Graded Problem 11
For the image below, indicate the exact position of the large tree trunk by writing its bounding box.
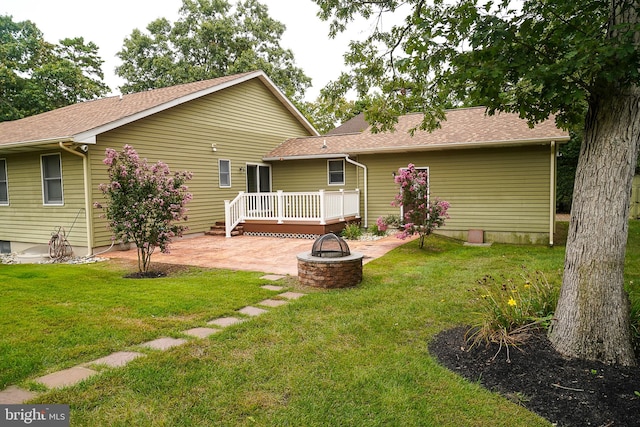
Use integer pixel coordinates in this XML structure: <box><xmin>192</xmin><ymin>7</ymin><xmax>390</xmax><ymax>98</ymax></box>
<box><xmin>549</xmin><ymin>88</ymin><xmax>640</xmax><ymax>366</ymax></box>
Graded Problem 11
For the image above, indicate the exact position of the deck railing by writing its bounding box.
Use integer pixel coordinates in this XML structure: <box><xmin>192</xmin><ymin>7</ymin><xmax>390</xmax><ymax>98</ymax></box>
<box><xmin>224</xmin><ymin>189</ymin><xmax>360</xmax><ymax>237</ymax></box>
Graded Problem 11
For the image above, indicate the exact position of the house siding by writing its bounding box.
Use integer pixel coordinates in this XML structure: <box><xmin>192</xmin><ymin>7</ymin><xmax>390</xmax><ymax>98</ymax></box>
<box><xmin>360</xmin><ymin>145</ymin><xmax>552</xmax><ymax>243</ymax></box>
<box><xmin>0</xmin><ymin>150</ymin><xmax>87</xmax><ymax>250</ymax></box>
<box><xmin>90</xmin><ymin>79</ymin><xmax>312</xmax><ymax>247</ymax></box>
<box><xmin>270</xmin><ymin>144</ymin><xmax>553</xmax><ymax>244</ymax></box>
<box><xmin>271</xmin><ymin>159</ymin><xmax>361</xmax><ymax>192</ymax></box>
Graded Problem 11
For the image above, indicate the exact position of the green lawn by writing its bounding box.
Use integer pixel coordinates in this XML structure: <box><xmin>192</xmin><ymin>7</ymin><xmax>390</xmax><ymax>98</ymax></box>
<box><xmin>2</xmin><ymin>222</ymin><xmax>639</xmax><ymax>426</ymax></box>
<box><xmin>0</xmin><ymin>262</ymin><xmax>278</xmax><ymax>389</ymax></box>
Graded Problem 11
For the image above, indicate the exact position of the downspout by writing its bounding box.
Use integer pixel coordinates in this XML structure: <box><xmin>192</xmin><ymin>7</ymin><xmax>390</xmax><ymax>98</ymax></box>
<box><xmin>345</xmin><ymin>155</ymin><xmax>368</xmax><ymax>228</ymax></box>
<box><xmin>59</xmin><ymin>142</ymin><xmax>93</xmax><ymax>256</ymax></box>
<box><xmin>549</xmin><ymin>141</ymin><xmax>556</xmax><ymax>246</ymax></box>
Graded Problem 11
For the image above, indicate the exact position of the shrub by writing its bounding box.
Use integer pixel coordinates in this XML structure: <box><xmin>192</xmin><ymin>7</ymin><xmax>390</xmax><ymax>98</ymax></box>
<box><xmin>369</xmin><ymin>222</ymin><xmax>387</xmax><ymax>236</ymax></box>
<box><xmin>95</xmin><ymin>145</ymin><xmax>192</xmax><ymax>273</ymax></box>
<box><xmin>381</xmin><ymin>214</ymin><xmax>401</xmax><ymax>229</ymax></box>
<box><xmin>392</xmin><ymin>164</ymin><xmax>450</xmax><ymax>248</ymax></box>
<box><xmin>468</xmin><ymin>267</ymin><xmax>560</xmax><ymax>360</ymax></box>
<box><xmin>341</xmin><ymin>223</ymin><xmax>363</xmax><ymax>240</ymax></box>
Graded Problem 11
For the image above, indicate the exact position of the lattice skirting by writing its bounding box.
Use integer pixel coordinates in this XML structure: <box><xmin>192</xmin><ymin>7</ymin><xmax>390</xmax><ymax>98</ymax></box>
<box><xmin>244</xmin><ymin>231</ymin><xmax>320</xmax><ymax>240</ymax></box>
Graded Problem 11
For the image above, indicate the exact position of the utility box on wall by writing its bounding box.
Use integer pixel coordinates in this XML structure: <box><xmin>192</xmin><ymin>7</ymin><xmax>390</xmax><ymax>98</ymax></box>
<box><xmin>468</xmin><ymin>229</ymin><xmax>484</xmax><ymax>244</ymax></box>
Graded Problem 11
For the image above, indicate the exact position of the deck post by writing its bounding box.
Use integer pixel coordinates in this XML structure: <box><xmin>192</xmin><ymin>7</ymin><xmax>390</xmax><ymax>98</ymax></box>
<box><xmin>319</xmin><ymin>189</ymin><xmax>326</xmax><ymax>225</ymax></box>
<box><xmin>238</xmin><ymin>192</ymin><xmax>246</xmax><ymax>223</ymax></box>
<box><xmin>277</xmin><ymin>190</ymin><xmax>284</xmax><ymax>224</ymax></box>
<box><xmin>339</xmin><ymin>189</ymin><xmax>345</xmax><ymax>221</ymax></box>
<box><xmin>224</xmin><ymin>199</ymin><xmax>231</xmax><ymax>238</ymax></box>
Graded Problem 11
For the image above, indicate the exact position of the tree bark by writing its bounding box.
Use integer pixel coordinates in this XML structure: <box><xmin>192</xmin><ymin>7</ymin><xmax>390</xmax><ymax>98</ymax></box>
<box><xmin>549</xmin><ymin>87</ymin><xmax>640</xmax><ymax>366</ymax></box>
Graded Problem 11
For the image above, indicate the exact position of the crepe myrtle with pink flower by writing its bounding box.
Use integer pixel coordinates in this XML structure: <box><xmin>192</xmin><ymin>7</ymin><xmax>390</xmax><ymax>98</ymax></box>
<box><xmin>391</xmin><ymin>163</ymin><xmax>450</xmax><ymax>249</ymax></box>
<box><xmin>94</xmin><ymin>145</ymin><xmax>193</xmax><ymax>273</ymax></box>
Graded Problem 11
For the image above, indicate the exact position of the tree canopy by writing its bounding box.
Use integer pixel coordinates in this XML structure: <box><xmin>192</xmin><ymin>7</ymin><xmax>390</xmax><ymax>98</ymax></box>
<box><xmin>115</xmin><ymin>0</ymin><xmax>311</xmax><ymax>102</ymax></box>
<box><xmin>314</xmin><ymin>0</ymin><xmax>640</xmax><ymax>365</ymax></box>
<box><xmin>0</xmin><ymin>15</ymin><xmax>109</xmax><ymax>122</ymax></box>
<box><xmin>314</xmin><ymin>0</ymin><xmax>639</xmax><ymax>132</ymax></box>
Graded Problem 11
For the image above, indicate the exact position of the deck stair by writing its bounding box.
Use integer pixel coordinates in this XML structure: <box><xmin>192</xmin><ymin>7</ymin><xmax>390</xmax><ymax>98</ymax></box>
<box><xmin>206</xmin><ymin>221</ymin><xmax>244</xmax><ymax>237</ymax></box>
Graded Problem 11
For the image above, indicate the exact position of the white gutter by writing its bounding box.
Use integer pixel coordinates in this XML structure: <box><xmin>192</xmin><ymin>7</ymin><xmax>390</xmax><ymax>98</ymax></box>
<box><xmin>263</xmin><ymin>137</ymin><xmax>571</xmax><ymax>163</ymax></box>
<box><xmin>344</xmin><ymin>137</ymin><xmax>571</xmax><ymax>155</ymax></box>
<box><xmin>263</xmin><ymin>153</ymin><xmax>348</xmax><ymax>162</ymax></box>
<box><xmin>58</xmin><ymin>142</ymin><xmax>93</xmax><ymax>256</ymax></box>
<box><xmin>344</xmin><ymin>156</ymin><xmax>368</xmax><ymax>228</ymax></box>
<box><xmin>549</xmin><ymin>141</ymin><xmax>557</xmax><ymax>246</ymax></box>
<box><xmin>0</xmin><ymin>137</ymin><xmax>74</xmax><ymax>150</ymax></box>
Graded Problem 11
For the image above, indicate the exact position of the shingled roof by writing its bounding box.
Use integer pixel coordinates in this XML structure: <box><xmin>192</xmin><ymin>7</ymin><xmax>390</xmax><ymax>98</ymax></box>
<box><xmin>264</xmin><ymin>107</ymin><xmax>569</xmax><ymax>160</ymax></box>
<box><xmin>0</xmin><ymin>70</ymin><xmax>317</xmax><ymax>148</ymax></box>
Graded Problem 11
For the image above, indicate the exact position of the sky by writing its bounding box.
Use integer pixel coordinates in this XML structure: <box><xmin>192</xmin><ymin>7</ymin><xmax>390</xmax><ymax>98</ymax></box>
<box><xmin>2</xmin><ymin>0</ymin><xmax>380</xmax><ymax>101</ymax></box>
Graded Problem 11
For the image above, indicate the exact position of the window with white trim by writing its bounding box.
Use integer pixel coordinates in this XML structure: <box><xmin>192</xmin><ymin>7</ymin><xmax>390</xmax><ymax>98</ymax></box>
<box><xmin>328</xmin><ymin>159</ymin><xmax>345</xmax><ymax>185</ymax></box>
<box><xmin>219</xmin><ymin>159</ymin><xmax>231</xmax><ymax>188</ymax></box>
<box><xmin>0</xmin><ymin>159</ymin><xmax>7</xmax><ymax>205</ymax></box>
<box><xmin>42</xmin><ymin>154</ymin><xmax>63</xmax><ymax>205</ymax></box>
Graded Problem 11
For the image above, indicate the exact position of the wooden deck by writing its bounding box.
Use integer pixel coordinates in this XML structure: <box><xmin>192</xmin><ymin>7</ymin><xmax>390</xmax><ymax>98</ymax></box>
<box><xmin>224</xmin><ymin>190</ymin><xmax>361</xmax><ymax>237</ymax></box>
<box><xmin>242</xmin><ymin>216</ymin><xmax>360</xmax><ymax>237</ymax></box>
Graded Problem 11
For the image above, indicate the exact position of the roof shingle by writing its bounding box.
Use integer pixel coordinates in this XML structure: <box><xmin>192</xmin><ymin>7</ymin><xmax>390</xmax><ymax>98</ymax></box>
<box><xmin>0</xmin><ymin>71</ymin><xmax>261</xmax><ymax>146</ymax></box>
<box><xmin>265</xmin><ymin>107</ymin><xmax>569</xmax><ymax>159</ymax></box>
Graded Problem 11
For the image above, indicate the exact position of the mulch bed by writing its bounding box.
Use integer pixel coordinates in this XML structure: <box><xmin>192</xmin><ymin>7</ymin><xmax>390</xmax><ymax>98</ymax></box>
<box><xmin>429</xmin><ymin>326</ymin><xmax>640</xmax><ymax>427</ymax></box>
<box><xmin>117</xmin><ymin>260</ymin><xmax>193</xmax><ymax>278</ymax></box>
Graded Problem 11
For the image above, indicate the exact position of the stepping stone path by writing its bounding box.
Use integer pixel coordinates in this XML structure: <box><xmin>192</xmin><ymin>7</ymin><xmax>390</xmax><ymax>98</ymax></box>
<box><xmin>183</xmin><ymin>327</ymin><xmax>220</xmax><ymax>338</ymax></box>
<box><xmin>207</xmin><ymin>316</ymin><xmax>244</xmax><ymax>327</ymax></box>
<box><xmin>0</xmin><ymin>386</ymin><xmax>38</xmax><ymax>404</ymax></box>
<box><xmin>140</xmin><ymin>337</ymin><xmax>187</xmax><ymax>351</ymax></box>
<box><xmin>258</xmin><ymin>299</ymin><xmax>289</xmax><ymax>308</ymax></box>
<box><xmin>238</xmin><ymin>306</ymin><xmax>268</xmax><ymax>316</ymax></box>
<box><xmin>279</xmin><ymin>292</ymin><xmax>306</xmax><ymax>300</ymax></box>
<box><xmin>0</xmin><ymin>275</ymin><xmax>306</xmax><ymax>404</ymax></box>
<box><xmin>86</xmin><ymin>351</ymin><xmax>144</xmax><ymax>368</ymax></box>
<box><xmin>261</xmin><ymin>275</ymin><xmax>286</xmax><ymax>281</ymax></box>
<box><xmin>35</xmin><ymin>367</ymin><xmax>98</xmax><ymax>390</ymax></box>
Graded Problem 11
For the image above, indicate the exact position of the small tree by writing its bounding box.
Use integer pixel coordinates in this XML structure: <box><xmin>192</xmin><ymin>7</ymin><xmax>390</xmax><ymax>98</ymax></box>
<box><xmin>392</xmin><ymin>164</ymin><xmax>450</xmax><ymax>248</ymax></box>
<box><xmin>95</xmin><ymin>145</ymin><xmax>193</xmax><ymax>274</ymax></box>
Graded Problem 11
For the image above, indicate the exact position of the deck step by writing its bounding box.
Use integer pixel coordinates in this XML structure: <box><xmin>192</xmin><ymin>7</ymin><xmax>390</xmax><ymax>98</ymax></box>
<box><xmin>205</xmin><ymin>222</ymin><xmax>244</xmax><ymax>237</ymax></box>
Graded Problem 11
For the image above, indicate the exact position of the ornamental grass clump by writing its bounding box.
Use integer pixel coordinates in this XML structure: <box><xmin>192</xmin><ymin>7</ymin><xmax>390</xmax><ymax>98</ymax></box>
<box><xmin>94</xmin><ymin>145</ymin><xmax>192</xmax><ymax>274</ymax></box>
<box><xmin>468</xmin><ymin>267</ymin><xmax>560</xmax><ymax>360</ymax></box>
<box><xmin>341</xmin><ymin>222</ymin><xmax>363</xmax><ymax>240</ymax></box>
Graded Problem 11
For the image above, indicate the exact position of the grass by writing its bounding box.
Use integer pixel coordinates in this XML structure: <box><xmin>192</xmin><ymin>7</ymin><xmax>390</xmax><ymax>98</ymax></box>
<box><xmin>1</xmin><ymin>222</ymin><xmax>639</xmax><ymax>426</ymax></box>
<box><xmin>0</xmin><ymin>261</ymin><xmax>277</xmax><ymax>389</ymax></box>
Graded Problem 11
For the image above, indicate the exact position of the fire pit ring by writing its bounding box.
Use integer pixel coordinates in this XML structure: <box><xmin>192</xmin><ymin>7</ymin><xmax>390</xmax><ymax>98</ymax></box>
<box><xmin>297</xmin><ymin>233</ymin><xmax>363</xmax><ymax>288</ymax></box>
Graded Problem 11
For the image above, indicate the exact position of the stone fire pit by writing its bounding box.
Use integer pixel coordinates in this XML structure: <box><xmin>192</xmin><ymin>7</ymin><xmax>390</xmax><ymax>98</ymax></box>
<box><xmin>297</xmin><ymin>233</ymin><xmax>364</xmax><ymax>288</ymax></box>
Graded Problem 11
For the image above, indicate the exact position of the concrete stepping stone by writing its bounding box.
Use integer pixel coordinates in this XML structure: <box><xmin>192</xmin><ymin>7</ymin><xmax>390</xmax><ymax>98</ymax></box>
<box><xmin>278</xmin><ymin>291</ymin><xmax>305</xmax><ymax>300</ymax></box>
<box><xmin>207</xmin><ymin>316</ymin><xmax>245</xmax><ymax>328</ymax></box>
<box><xmin>139</xmin><ymin>337</ymin><xmax>187</xmax><ymax>351</ymax></box>
<box><xmin>0</xmin><ymin>386</ymin><xmax>38</xmax><ymax>404</ymax></box>
<box><xmin>238</xmin><ymin>306</ymin><xmax>268</xmax><ymax>316</ymax></box>
<box><xmin>258</xmin><ymin>299</ymin><xmax>288</xmax><ymax>308</ymax></box>
<box><xmin>183</xmin><ymin>327</ymin><xmax>220</xmax><ymax>338</ymax></box>
<box><xmin>35</xmin><ymin>366</ymin><xmax>97</xmax><ymax>389</ymax></box>
<box><xmin>86</xmin><ymin>351</ymin><xmax>144</xmax><ymax>368</ymax></box>
<box><xmin>261</xmin><ymin>284</ymin><xmax>284</xmax><ymax>291</ymax></box>
<box><xmin>261</xmin><ymin>274</ymin><xmax>286</xmax><ymax>281</ymax></box>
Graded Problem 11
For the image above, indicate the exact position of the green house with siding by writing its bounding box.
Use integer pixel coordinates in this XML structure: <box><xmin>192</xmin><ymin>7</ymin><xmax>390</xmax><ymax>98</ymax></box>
<box><xmin>0</xmin><ymin>71</ymin><xmax>317</xmax><ymax>255</ymax></box>
<box><xmin>0</xmin><ymin>70</ymin><xmax>570</xmax><ymax>256</ymax></box>
<box><xmin>263</xmin><ymin>108</ymin><xmax>570</xmax><ymax>245</ymax></box>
